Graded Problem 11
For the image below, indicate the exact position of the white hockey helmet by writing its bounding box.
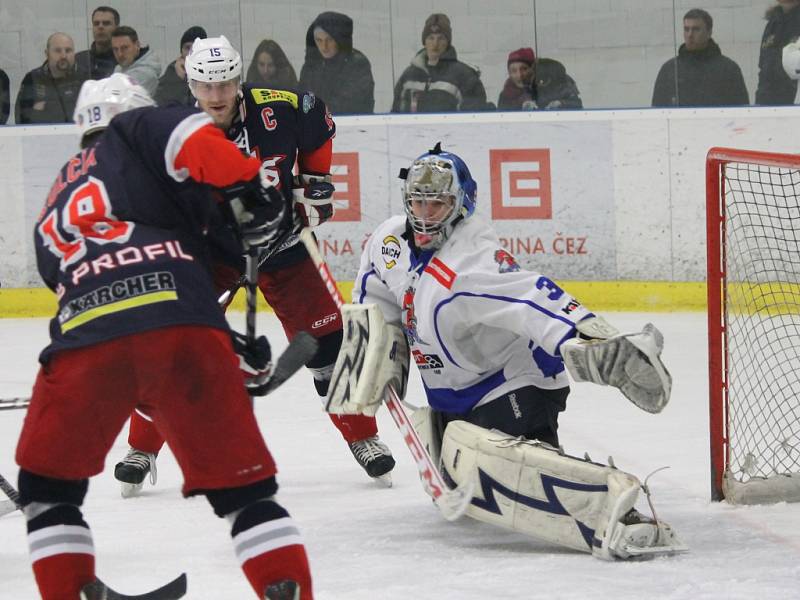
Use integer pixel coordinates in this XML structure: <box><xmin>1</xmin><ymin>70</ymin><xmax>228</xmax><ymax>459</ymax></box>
<box><xmin>73</xmin><ymin>73</ymin><xmax>155</xmax><ymax>141</ymax></box>
<box><xmin>185</xmin><ymin>35</ymin><xmax>242</xmax><ymax>83</ymax></box>
<box><xmin>782</xmin><ymin>40</ymin><xmax>800</xmax><ymax>81</ymax></box>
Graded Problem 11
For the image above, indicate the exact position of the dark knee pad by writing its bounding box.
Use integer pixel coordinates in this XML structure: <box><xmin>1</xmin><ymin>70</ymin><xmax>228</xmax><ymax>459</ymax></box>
<box><xmin>230</xmin><ymin>497</ymin><xmax>290</xmax><ymax>537</ymax></box>
<box><xmin>204</xmin><ymin>476</ymin><xmax>279</xmax><ymax>518</ymax></box>
<box><xmin>18</xmin><ymin>469</ymin><xmax>88</xmax><ymax>507</ymax></box>
<box><xmin>307</xmin><ymin>329</ymin><xmax>342</xmax><ymax>396</ymax></box>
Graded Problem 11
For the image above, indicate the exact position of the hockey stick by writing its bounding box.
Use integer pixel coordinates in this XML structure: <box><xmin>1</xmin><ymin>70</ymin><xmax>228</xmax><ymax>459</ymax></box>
<box><xmin>0</xmin><ymin>397</ymin><xmax>30</xmax><ymax>411</ymax></box>
<box><xmin>0</xmin><ymin>500</ymin><xmax>16</xmax><ymax>517</ymax></box>
<box><xmin>217</xmin><ymin>225</ymin><xmax>299</xmax><ymax>307</ymax></box>
<box><xmin>0</xmin><ymin>471</ymin><xmax>22</xmax><ymax>508</ymax></box>
<box><xmin>81</xmin><ymin>572</ymin><xmax>187</xmax><ymax>599</ymax></box>
<box><xmin>298</xmin><ymin>228</ymin><xmax>473</xmax><ymax>521</ymax></box>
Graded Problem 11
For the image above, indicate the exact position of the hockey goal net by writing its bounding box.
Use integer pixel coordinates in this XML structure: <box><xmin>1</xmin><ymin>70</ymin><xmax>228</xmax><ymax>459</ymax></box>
<box><xmin>707</xmin><ymin>147</ymin><xmax>800</xmax><ymax>504</ymax></box>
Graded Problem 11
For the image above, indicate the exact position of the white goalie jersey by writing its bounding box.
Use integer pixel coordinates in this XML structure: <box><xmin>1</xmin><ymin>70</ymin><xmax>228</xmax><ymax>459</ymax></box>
<box><xmin>353</xmin><ymin>215</ymin><xmax>593</xmax><ymax>415</ymax></box>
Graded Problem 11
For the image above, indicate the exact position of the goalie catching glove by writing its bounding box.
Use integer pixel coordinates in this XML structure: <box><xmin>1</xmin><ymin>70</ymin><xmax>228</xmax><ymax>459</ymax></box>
<box><xmin>231</xmin><ymin>331</ymin><xmax>273</xmax><ymax>396</ymax></box>
<box><xmin>325</xmin><ymin>303</ymin><xmax>410</xmax><ymax>416</ymax></box>
<box><xmin>561</xmin><ymin>317</ymin><xmax>672</xmax><ymax>413</ymax></box>
<box><xmin>293</xmin><ymin>173</ymin><xmax>336</xmax><ymax>228</ymax></box>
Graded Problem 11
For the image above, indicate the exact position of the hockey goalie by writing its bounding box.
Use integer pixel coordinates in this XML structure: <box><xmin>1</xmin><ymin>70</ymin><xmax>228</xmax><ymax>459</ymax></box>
<box><xmin>324</xmin><ymin>143</ymin><xmax>687</xmax><ymax>560</ymax></box>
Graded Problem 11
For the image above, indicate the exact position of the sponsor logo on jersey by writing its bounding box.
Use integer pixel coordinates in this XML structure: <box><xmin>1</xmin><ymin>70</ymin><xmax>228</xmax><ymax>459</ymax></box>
<box><xmin>402</xmin><ymin>286</ymin><xmax>426</xmax><ymax>344</ymax></box>
<box><xmin>302</xmin><ymin>93</ymin><xmax>316</xmax><ymax>113</ymax></box>
<box><xmin>311</xmin><ymin>312</ymin><xmax>338</xmax><ymax>329</ymax></box>
<box><xmin>562</xmin><ymin>299</ymin><xmax>581</xmax><ymax>314</ymax></box>
<box><xmin>381</xmin><ymin>235</ymin><xmax>401</xmax><ymax>269</ymax></box>
<box><xmin>58</xmin><ymin>271</ymin><xmax>177</xmax><ymax>333</ymax></box>
<box><xmin>423</xmin><ymin>257</ymin><xmax>456</xmax><ymax>289</ymax></box>
<box><xmin>494</xmin><ymin>249</ymin><xmax>520</xmax><ymax>273</ymax></box>
<box><xmin>250</xmin><ymin>88</ymin><xmax>299</xmax><ymax>109</ymax></box>
<box><xmin>412</xmin><ymin>349</ymin><xmax>443</xmax><ymax>370</ymax></box>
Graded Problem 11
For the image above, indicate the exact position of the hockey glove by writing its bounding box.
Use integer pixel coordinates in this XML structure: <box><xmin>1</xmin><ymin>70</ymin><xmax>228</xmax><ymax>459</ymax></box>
<box><xmin>223</xmin><ymin>174</ymin><xmax>286</xmax><ymax>252</ymax></box>
<box><xmin>293</xmin><ymin>173</ymin><xmax>336</xmax><ymax>228</ymax></box>
<box><xmin>561</xmin><ymin>319</ymin><xmax>672</xmax><ymax>414</ymax></box>
<box><xmin>231</xmin><ymin>331</ymin><xmax>274</xmax><ymax>396</ymax></box>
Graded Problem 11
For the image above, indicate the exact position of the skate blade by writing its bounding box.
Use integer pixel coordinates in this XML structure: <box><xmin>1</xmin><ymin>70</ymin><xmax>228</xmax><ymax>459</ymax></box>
<box><xmin>120</xmin><ymin>481</ymin><xmax>144</xmax><ymax>498</ymax></box>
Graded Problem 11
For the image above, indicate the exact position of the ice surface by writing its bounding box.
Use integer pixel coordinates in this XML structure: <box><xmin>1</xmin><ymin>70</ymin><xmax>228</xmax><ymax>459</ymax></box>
<box><xmin>1</xmin><ymin>312</ymin><xmax>799</xmax><ymax>599</ymax></box>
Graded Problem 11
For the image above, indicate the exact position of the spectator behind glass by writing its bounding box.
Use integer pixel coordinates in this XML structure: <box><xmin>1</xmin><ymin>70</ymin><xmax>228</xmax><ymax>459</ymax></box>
<box><xmin>757</xmin><ymin>0</ymin><xmax>800</xmax><ymax>104</ymax></box>
<box><xmin>298</xmin><ymin>11</ymin><xmax>374</xmax><ymax>114</ymax></box>
<box><xmin>246</xmin><ymin>39</ymin><xmax>298</xmax><ymax>89</ymax></box>
<box><xmin>15</xmin><ymin>33</ymin><xmax>87</xmax><ymax>124</ymax></box>
<box><xmin>154</xmin><ymin>25</ymin><xmax>206</xmax><ymax>106</ymax></box>
<box><xmin>652</xmin><ymin>9</ymin><xmax>749</xmax><ymax>107</ymax></box>
<box><xmin>392</xmin><ymin>13</ymin><xmax>489</xmax><ymax>113</ymax></box>
<box><xmin>498</xmin><ymin>48</ymin><xmax>535</xmax><ymax>109</ymax></box>
<box><xmin>75</xmin><ymin>6</ymin><xmax>120</xmax><ymax>79</ymax></box>
<box><xmin>0</xmin><ymin>68</ymin><xmax>9</xmax><ymax>124</ymax></box>
<box><xmin>112</xmin><ymin>25</ymin><xmax>162</xmax><ymax>96</ymax></box>
<box><xmin>497</xmin><ymin>48</ymin><xmax>582</xmax><ymax>111</ymax></box>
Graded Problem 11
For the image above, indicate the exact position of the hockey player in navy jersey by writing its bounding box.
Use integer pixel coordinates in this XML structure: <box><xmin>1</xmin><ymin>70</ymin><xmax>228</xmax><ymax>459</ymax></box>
<box><xmin>324</xmin><ymin>144</ymin><xmax>687</xmax><ymax>560</ymax></box>
<box><xmin>16</xmin><ymin>74</ymin><xmax>314</xmax><ymax>599</ymax></box>
<box><xmin>114</xmin><ymin>35</ymin><xmax>394</xmax><ymax>494</ymax></box>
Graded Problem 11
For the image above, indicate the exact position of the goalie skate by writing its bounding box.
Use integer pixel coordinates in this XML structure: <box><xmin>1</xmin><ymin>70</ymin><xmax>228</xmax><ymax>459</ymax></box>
<box><xmin>114</xmin><ymin>448</ymin><xmax>157</xmax><ymax>498</ymax></box>
<box><xmin>603</xmin><ymin>508</ymin><xmax>687</xmax><ymax>559</ymax></box>
<box><xmin>349</xmin><ymin>436</ymin><xmax>395</xmax><ymax>486</ymax></box>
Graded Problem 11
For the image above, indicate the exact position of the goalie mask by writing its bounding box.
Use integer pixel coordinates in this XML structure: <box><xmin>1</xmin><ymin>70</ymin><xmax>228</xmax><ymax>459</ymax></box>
<box><xmin>402</xmin><ymin>143</ymin><xmax>477</xmax><ymax>249</ymax></box>
<box><xmin>73</xmin><ymin>73</ymin><xmax>155</xmax><ymax>143</ymax></box>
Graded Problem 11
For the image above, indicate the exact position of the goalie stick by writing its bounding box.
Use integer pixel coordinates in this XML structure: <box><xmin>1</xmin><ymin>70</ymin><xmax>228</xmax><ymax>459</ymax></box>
<box><xmin>80</xmin><ymin>572</ymin><xmax>187</xmax><ymax>600</ymax></box>
<box><xmin>298</xmin><ymin>228</ymin><xmax>473</xmax><ymax>521</ymax></box>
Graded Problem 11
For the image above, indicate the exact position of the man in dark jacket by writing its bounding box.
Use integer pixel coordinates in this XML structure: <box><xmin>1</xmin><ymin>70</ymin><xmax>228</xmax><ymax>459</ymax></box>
<box><xmin>756</xmin><ymin>0</ymin><xmax>800</xmax><ymax>105</ymax></box>
<box><xmin>75</xmin><ymin>6</ymin><xmax>119</xmax><ymax>79</ymax></box>
<box><xmin>299</xmin><ymin>11</ymin><xmax>374</xmax><ymax>115</ymax></box>
<box><xmin>0</xmin><ymin>68</ymin><xmax>9</xmax><ymax>124</ymax></box>
<box><xmin>392</xmin><ymin>13</ymin><xmax>489</xmax><ymax>113</ymax></box>
<box><xmin>652</xmin><ymin>9</ymin><xmax>749</xmax><ymax>107</ymax></box>
<box><xmin>154</xmin><ymin>25</ymin><xmax>206</xmax><ymax>106</ymax></box>
<box><xmin>15</xmin><ymin>33</ymin><xmax>87</xmax><ymax>124</ymax></box>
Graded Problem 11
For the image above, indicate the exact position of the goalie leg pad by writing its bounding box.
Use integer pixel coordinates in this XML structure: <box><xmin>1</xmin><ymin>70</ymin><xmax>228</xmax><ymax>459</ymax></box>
<box><xmin>325</xmin><ymin>304</ymin><xmax>409</xmax><ymax>416</ymax></box>
<box><xmin>440</xmin><ymin>421</ymin><xmax>686</xmax><ymax>559</ymax></box>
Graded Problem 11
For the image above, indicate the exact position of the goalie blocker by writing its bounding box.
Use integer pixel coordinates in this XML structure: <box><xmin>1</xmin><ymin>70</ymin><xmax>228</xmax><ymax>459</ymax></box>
<box><xmin>325</xmin><ymin>303</ymin><xmax>409</xmax><ymax>416</ymax></box>
<box><xmin>440</xmin><ymin>420</ymin><xmax>687</xmax><ymax>559</ymax></box>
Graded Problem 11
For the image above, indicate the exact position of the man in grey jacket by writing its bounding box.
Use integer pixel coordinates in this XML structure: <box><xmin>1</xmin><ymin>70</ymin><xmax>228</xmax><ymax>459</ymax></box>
<box><xmin>112</xmin><ymin>25</ymin><xmax>161</xmax><ymax>96</ymax></box>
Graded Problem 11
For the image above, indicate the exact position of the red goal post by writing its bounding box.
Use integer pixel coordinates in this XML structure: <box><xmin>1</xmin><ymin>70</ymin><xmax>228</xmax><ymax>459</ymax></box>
<box><xmin>706</xmin><ymin>147</ymin><xmax>800</xmax><ymax>504</ymax></box>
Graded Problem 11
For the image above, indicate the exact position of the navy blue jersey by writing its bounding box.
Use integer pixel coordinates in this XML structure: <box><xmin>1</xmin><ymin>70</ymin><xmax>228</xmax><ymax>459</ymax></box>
<box><xmin>35</xmin><ymin>105</ymin><xmax>261</xmax><ymax>363</ymax></box>
<box><xmin>212</xmin><ymin>86</ymin><xmax>336</xmax><ymax>271</ymax></box>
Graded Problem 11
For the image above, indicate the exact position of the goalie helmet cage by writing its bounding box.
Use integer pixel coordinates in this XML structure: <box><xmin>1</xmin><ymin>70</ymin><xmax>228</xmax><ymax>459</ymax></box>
<box><xmin>706</xmin><ymin>147</ymin><xmax>800</xmax><ymax>504</ymax></box>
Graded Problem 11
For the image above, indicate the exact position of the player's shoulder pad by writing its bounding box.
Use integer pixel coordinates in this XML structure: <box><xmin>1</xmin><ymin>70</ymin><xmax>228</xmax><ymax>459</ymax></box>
<box><xmin>248</xmin><ymin>87</ymin><xmax>300</xmax><ymax>110</ymax></box>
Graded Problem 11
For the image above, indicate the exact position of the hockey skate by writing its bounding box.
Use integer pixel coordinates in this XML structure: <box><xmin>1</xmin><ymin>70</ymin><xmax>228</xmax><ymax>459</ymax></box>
<box><xmin>114</xmin><ymin>447</ymin><xmax>157</xmax><ymax>498</ymax></box>
<box><xmin>264</xmin><ymin>579</ymin><xmax>300</xmax><ymax>600</ymax></box>
<box><xmin>349</xmin><ymin>436</ymin><xmax>395</xmax><ymax>486</ymax></box>
<box><xmin>602</xmin><ymin>507</ymin><xmax>687</xmax><ymax>560</ymax></box>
